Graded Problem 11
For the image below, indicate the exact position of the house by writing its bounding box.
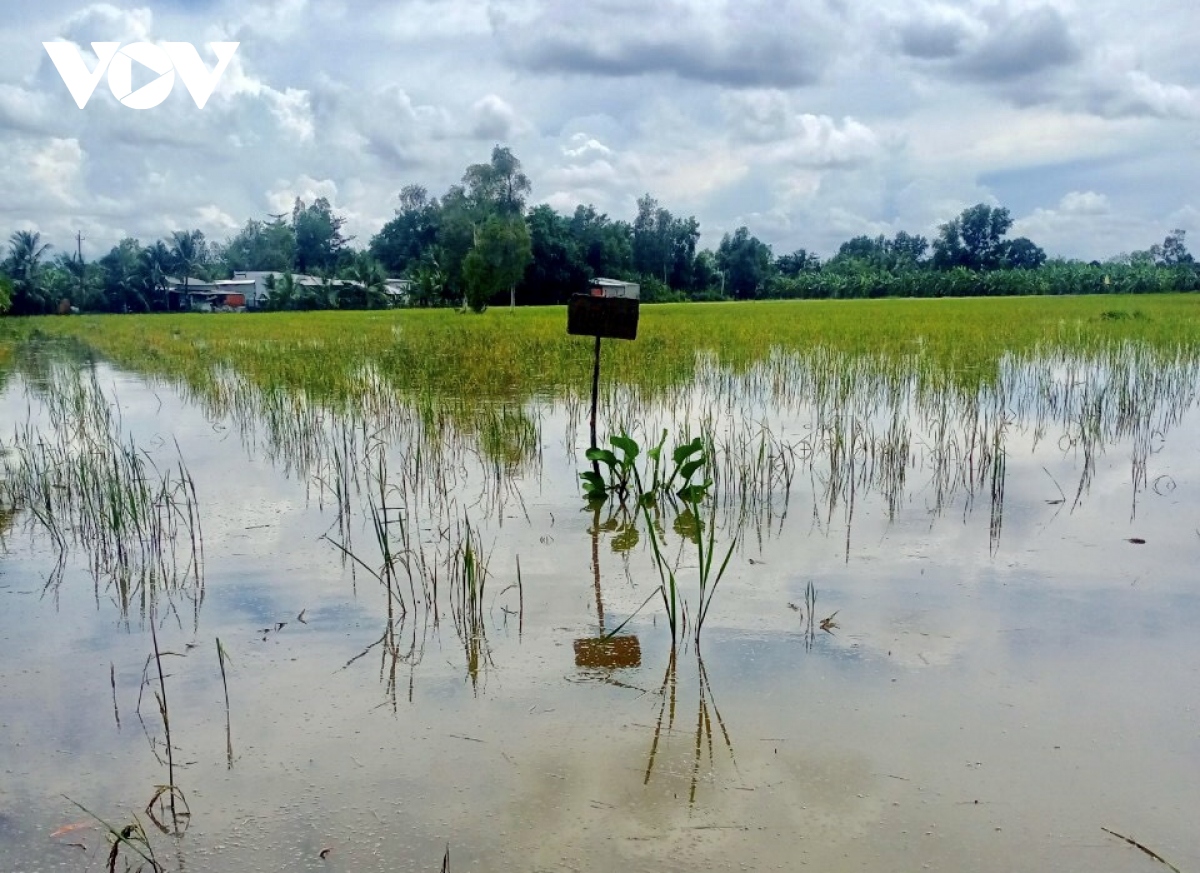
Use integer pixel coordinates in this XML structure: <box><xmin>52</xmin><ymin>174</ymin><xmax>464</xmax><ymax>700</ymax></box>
<box><xmin>589</xmin><ymin>277</ymin><xmax>640</xmax><ymax>299</ymax></box>
<box><xmin>167</xmin><ymin>276</ymin><xmax>255</xmax><ymax>311</ymax></box>
<box><xmin>384</xmin><ymin>278</ymin><xmax>413</xmax><ymax>305</ymax></box>
<box><xmin>170</xmin><ymin>271</ymin><xmax>409</xmax><ymax>311</ymax></box>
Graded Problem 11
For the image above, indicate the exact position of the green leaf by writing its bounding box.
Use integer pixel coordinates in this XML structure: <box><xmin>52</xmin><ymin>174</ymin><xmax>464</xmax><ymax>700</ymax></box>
<box><xmin>580</xmin><ymin>471</ymin><xmax>608</xmax><ymax>499</ymax></box>
<box><xmin>678</xmin><ymin>458</ymin><xmax>705</xmax><ymax>483</ymax></box>
<box><xmin>585</xmin><ymin>447</ymin><xmax>618</xmax><ymax>468</ymax></box>
<box><xmin>610</xmin><ymin>434</ymin><xmax>639</xmax><ymax>460</ymax></box>
<box><xmin>672</xmin><ymin>437</ymin><xmax>704</xmax><ymax>465</ymax></box>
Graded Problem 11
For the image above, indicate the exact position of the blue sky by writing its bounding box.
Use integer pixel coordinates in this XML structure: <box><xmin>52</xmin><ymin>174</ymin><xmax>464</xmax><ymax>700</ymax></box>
<box><xmin>1</xmin><ymin>0</ymin><xmax>1197</xmax><ymax>262</ymax></box>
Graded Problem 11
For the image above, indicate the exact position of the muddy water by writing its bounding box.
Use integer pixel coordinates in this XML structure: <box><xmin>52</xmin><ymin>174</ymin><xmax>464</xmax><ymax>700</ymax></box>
<box><xmin>1</xmin><ymin>351</ymin><xmax>1198</xmax><ymax>873</ymax></box>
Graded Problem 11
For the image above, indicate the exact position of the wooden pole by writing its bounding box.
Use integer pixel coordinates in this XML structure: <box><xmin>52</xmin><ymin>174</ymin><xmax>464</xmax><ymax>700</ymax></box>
<box><xmin>591</xmin><ymin>502</ymin><xmax>605</xmax><ymax>635</ymax></box>
<box><xmin>589</xmin><ymin>334</ymin><xmax>601</xmax><ymax>476</ymax></box>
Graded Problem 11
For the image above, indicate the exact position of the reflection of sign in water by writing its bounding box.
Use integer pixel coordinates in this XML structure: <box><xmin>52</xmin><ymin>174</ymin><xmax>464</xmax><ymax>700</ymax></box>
<box><xmin>574</xmin><ymin>503</ymin><xmax>641</xmax><ymax>671</ymax></box>
<box><xmin>574</xmin><ymin>635</ymin><xmax>641</xmax><ymax>670</ymax></box>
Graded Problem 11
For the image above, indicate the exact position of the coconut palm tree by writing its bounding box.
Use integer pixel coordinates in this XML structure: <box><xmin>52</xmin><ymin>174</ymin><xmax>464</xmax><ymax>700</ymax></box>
<box><xmin>99</xmin><ymin>238</ymin><xmax>147</xmax><ymax>312</ymax></box>
<box><xmin>349</xmin><ymin>254</ymin><xmax>389</xmax><ymax>309</ymax></box>
<box><xmin>6</xmin><ymin>230</ymin><xmax>53</xmax><ymax>314</ymax></box>
<box><xmin>263</xmin><ymin>272</ymin><xmax>299</xmax><ymax>310</ymax></box>
<box><xmin>138</xmin><ymin>241</ymin><xmax>172</xmax><ymax>311</ymax></box>
<box><xmin>169</xmin><ymin>230</ymin><xmax>208</xmax><ymax>310</ymax></box>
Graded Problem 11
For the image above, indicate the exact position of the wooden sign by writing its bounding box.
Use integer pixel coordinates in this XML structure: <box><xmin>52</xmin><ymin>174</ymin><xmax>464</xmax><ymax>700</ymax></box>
<box><xmin>567</xmin><ymin>294</ymin><xmax>639</xmax><ymax>340</ymax></box>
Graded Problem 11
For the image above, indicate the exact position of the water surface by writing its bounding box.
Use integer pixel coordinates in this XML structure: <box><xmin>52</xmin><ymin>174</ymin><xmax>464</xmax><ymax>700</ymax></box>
<box><xmin>1</xmin><ymin>335</ymin><xmax>1197</xmax><ymax>873</ymax></box>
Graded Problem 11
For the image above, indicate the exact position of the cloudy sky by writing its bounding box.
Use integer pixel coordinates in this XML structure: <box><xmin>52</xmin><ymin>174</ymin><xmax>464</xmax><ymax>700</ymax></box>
<box><xmin>3</xmin><ymin>0</ymin><xmax>1198</xmax><ymax>262</ymax></box>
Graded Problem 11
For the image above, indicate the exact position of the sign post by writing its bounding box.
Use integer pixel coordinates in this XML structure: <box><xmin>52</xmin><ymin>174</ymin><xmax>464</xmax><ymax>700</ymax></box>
<box><xmin>568</xmin><ymin>279</ymin><xmax>642</xmax><ymax>671</ymax></box>
<box><xmin>567</xmin><ymin>280</ymin><xmax>640</xmax><ymax>472</ymax></box>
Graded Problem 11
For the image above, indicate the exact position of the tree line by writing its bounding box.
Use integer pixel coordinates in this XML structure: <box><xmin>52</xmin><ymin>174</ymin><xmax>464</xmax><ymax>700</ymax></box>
<box><xmin>2</xmin><ymin>145</ymin><xmax>1196</xmax><ymax>316</ymax></box>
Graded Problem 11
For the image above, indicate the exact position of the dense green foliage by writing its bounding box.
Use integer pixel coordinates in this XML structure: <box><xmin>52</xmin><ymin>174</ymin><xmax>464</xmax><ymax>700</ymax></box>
<box><xmin>3</xmin><ymin>144</ymin><xmax>1197</xmax><ymax>316</ymax></box>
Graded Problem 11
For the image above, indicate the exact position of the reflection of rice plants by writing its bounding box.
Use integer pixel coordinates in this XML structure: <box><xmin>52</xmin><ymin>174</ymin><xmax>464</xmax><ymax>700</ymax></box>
<box><xmin>643</xmin><ymin>649</ymin><xmax>737</xmax><ymax>806</ymax></box>
<box><xmin>1</xmin><ymin>364</ymin><xmax>202</xmax><ymax>616</ymax></box>
<box><xmin>448</xmin><ymin>513</ymin><xmax>493</xmax><ymax>691</ymax></box>
<box><xmin>138</xmin><ymin>619</ymin><xmax>190</xmax><ymax>836</ymax></box>
<box><xmin>325</xmin><ymin>429</ymin><xmax>512</xmax><ymax>698</ymax></box>
<box><xmin>793</xmin><ymin>581</ymin><xmax>839</xmax><ymax>651</ymax></box>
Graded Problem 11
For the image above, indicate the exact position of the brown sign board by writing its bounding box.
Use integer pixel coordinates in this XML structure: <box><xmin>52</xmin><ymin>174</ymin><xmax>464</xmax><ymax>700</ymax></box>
<box><xmin>568</xmin><ymin>294</ymin><xmax>639</xmax><ymax>340</ymax></box>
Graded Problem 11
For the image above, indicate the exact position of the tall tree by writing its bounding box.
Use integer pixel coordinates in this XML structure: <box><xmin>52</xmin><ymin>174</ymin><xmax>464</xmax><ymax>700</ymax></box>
<box><xmin>292</xmin><ymin>197</ymin><xmax>351</xmax><ymax>274</ymax></box>
<box><xmin>570</xmin><ymin>205</ymin><xmax>632</xmax><ymax>279</ymax></box>
<box><xmin>436</xmin><ymin>184</ymin><xmax>480</xmax><ymax>305</ymax></box>
<box><xmin>463</xmin><ymin>146</ymin><xmax>531</xmax><ymax>217</ymax></box>
<box><xmin>218</xmin><ymin>216</ymin><xmax>296</xmax><ymax>273</ymax></box>
<box><xmin>692</xmin><ymin>249</ymin><xmax>723</xmax><ymax>294</ymax></box>
<box><xmin>55</xmin><ymin>250</ymin><xmax>102</xmax><ymax>310</ymax></box>
<box><xmin>776</xmin><ymin>248</ymin><xmax>821</xmax><ymax>277</ymax></box>
<box><xmin>999</xmin><ymin>237</ymin><xmax>1047</xmax><ymax>269</ymax></box>
<box><xmin>463</xmin><ymin>215</ymin><xmax>532</xmax><ymax>312</ymax></box>
<box><xmin>933</xmin><ymin>204</ymin><xmax>1014</xmax><ymax>271</ymax></box>
<box><xmin>889</xmin><ymin>231</ymin><xmax>928</xmax><ymax>268</ymax></box>
<box><xmin>632</xmin><ymin>194</ymin><xmax>665</xmax><ymax>280</ymax></box>
<box><xmin>1151</xmin><ymin>229</ymin><xmax>1194</xmax><ymax>266</ymax></box>
<box><xmin>137</xmin><ymin>240</ymin><xmax>172</xmax><ymax>311</ymax></box>
<box><xmin>666</xmin><ymin>214</ymin><xmax>701</xmax><ymax>291</ymax></box>
<box><xmin>829</xmin><ymin>235</ymin><xmax>890</xmax><ymax>272</ymax></box>
<box><xmin>370</xmin><ymin>184</ymin><xmax>441</xmax><ymax>275</ymax></box>
<box><xmin>717</xmin><ymin>227</ymin><xmax>773</xmax><ymax>299</ymax></box>
<box><xmin>99</xmin><ymin>238</ymin><xmax>147</xmax><ymax>311</ymax></box>
<box><xmin>169</xmin><ymin>229</ymin><xmax>208</xmax><ymax>308</ymax></box>
<box><xmin>521</xmin><ymin>204</ymin><xmax>588</xmax><ymax>304</ymax></box>
<box><xmin>5</xmin><ymin>230</ymin><xmax>54</xmax><ymax>314</ymax></box>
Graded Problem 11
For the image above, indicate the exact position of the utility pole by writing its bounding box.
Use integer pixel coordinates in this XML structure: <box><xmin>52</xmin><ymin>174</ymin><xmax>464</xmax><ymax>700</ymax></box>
<box><xmin>75</xmin><ymin>231</ymin><xmax>85</xmax><ymax>303</ymax></box>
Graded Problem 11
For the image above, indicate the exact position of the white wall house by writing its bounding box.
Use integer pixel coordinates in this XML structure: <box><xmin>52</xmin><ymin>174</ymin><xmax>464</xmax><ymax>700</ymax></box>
<box><xmin>589</xmin><ymin>277</ymin><xmax>640</xmax><ymax>299</ymax></box>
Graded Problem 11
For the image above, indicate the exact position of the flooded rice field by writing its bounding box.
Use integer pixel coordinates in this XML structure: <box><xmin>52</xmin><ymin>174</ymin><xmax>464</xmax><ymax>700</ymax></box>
<box><xmin>1</xmin><ymin>311</ymin><xmax>1198</xmax><ymax>873</ymax></box>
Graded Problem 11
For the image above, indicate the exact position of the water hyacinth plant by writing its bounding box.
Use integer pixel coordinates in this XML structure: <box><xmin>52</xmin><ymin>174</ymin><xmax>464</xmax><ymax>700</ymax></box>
<box><xmin>582</xmin><ymin>429</ymin><xmax>735</xmax><ymax>645</ymax></box>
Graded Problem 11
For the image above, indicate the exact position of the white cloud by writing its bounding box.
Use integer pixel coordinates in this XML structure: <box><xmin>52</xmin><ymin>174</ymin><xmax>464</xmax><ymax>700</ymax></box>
<box><xmin>470</xmin><ymin>94</ymin><xmax>520</xmax><ymax>140</ymax></box>
<box><xmin>0</xmin><ymin>0</ymin><xmax>1195</xmax><ymax>264</ymax></box>
<box><xmin>0</xmin><ymin>137</ymin><xmax>85</xmax><ymax>210</ymax></box>
<box><xmin>1008</xmin><ymin>190</ymin><xmax>1195</xmax><ymax>261</ymax></box>
<box><xmin>195</xmin><ymin>204</ymin><xmax>241</xmax><ymax>233</ymax></box>
<box><xmin>61</xmin><ymin>4</ymin><xmax>154</xmax><ymax>45</ymax></box>
<box><xmin>266</xmin><ymin>175</ymin><xmax>338</xmax><ymax>215</ymax></box>
<box><xmin>563</xmin><ymin>135</ymin><xmax>612</xmax><ymax>160</ymax></box>
<box><xmin>1058</xmin><ymin>191</ymin><xmax>1110</xmax><ymax>215</ymax></box>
